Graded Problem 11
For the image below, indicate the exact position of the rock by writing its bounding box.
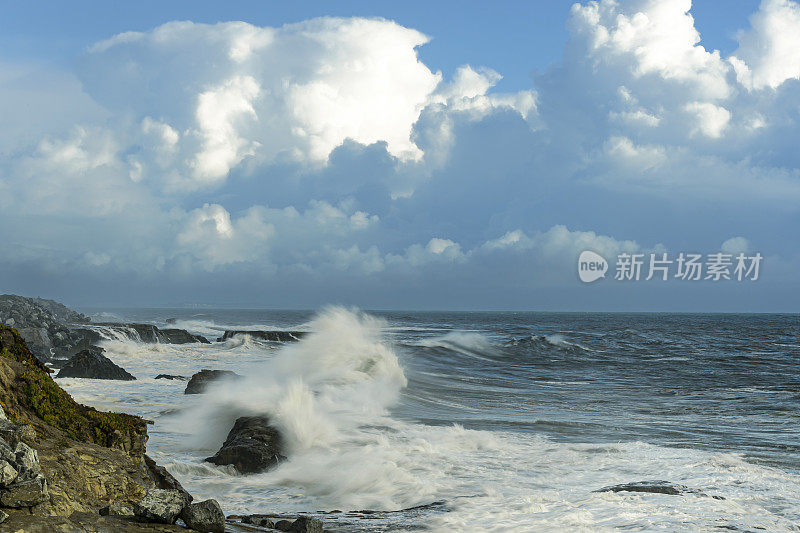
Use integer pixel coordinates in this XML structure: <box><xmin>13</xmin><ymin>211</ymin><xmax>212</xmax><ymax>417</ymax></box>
<box><xmin>0</xmin><ymin>419</ymin><xmax>37</xmax><ymax>447</ymax></box>
<box><xmin>179</xmin><ymin>499</ymin><xmax>225</xmax><ymax>533</ymax></box>
<box><xmin>204</xmin><ymin>415</ymin><xmax>285</xmax><ymax>474</ymax></box>
<box><xmin>0</xmin><ymin>473</ymin><xmax>48</xmax><ymax>507</ymax></box>
<box><xmin>15</xmin><ymin>441</ymin><xmax>42</xmax><ymax>477</ymax></box>
<box><xmin>274</xmin><ymin>519</ymin><xmax>294</xmax><ymax>531</ymax></box>
<box><xmin>184</xmin><ymin>369</ymin><xmax>242</xmax><ymax>394</ymax></box>
<box><xmin>0</xmin><ymin>404</ymin><xmax>5</xmax><ymax>419</ymax></box>
<box><xmin>160</xmin><ymin>329</ymin><xmax>210</xmax><ymax>344</ymax></box>
<box><xmin>0</xmin><ymin>509</ymin><xmax>6</xmax><ymax>524</ymax></box>
<box><xmin>241</xmin><ymin>514</ymin><xmax>275</xmax><ymax>527</ymax></box>
<box><xmin>56</xmin><ymin>348</ymin><xmax>136</xmax><ymax>380</ymax></box>
<box><xmin>0</xmin><ymin>459</ymin><xmax>18</xmax><ymax>487</ymax></box>
<box><xmin>594</xmin><ymin>480</ymin><xmax>716</xmax><ymax>497</ymax></box>
<box><xmin>154</xmin><ymin>374</ymin><xmax>187</xmax><ymax>381</ymax></box>
<box><xmin>143</xmin><ymin>454</ymin><xmax>192</xmax><ymax>502</ymax></box>
<box><xmin>288</xmin><ymin>516</ymin><xmax>324</xmax><ymax>533</ymax></box>
<box><xmin>99</xmin><ymin>501</ymin><xmax>135</xmax><ymax>516</ymax></box>
<box><xmin>91</xmin><ymin>323</ymin><xmax>209</xmax><ymax>344</ymax></box>
<box><xmin>217</xmin><ymin>330</ymin><xmax>306</xmax><ymax>342</ymax></box>
<box><xmin>134</xmin><ymin>488</ymin><xmax>190</xmax><ymax>524</ymax></box>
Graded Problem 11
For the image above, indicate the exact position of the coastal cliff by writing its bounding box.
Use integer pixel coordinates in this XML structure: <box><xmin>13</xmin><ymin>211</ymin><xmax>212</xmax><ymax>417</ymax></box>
<box><xmin>0</xmin><ymin>323</ymin><xmax>188</xmax><ymax>531</ymax></box>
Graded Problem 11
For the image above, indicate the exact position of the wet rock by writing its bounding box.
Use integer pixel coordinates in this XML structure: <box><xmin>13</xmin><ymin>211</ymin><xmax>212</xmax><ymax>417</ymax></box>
<box><xmin>594</xmin><ymin>480</ymin><xmax>721</xmax><ymax>498</ymax></box>
<box><xmin>160</xmin><ymin>329</ymin><xmax>210</xmax><ymax>344</ymax></box>
<box><xmin>274</xmin><ymin>519</ymin><xmax>294</xmax><ymax>531</ymax></box>
<box><xmin>241</xmin><ymin>514</ymin><xmax>275</xmax><ymax>527</ymax></box>
<box><xmin>184</xmin><ymin>369</ymin><xmax>242</xmax><ymax>394</ymax></box>
<box><xmin>143</xmin><ymin>454</ymin><xmax>192</xmax><ymax>503</ymax></box>
<box><xmin>134</xmin><ymin>488</ymin><xmax>190</xmax><ymax>523</ymax></box>
<box><xmin>0</xmin><ymin>473</ymin><xmax>48</xmax><ymax>507</ymax></box>
<box><xmin>217</xmin><ymin>330</ymin><xmax>306</xmax><ymax>342</ymax></box>
<box><xmin>100</xmin><ymin>501</ymin><xmax>135</xmax><ymax>516</ymax></box>
<box><xmin>179</xmin><ymin>499</ymin><xmax>225</xmax><ymax>533</ymax></box>
<box><xmin>204</xmin><ymin>415</ymin><xmax>285</xmax><ymax>474</ymax></box>
<box><xmin>155</xmin><ymin>374</ymin><xmax>187</xmax><ymax>380</ymax></box>
<box><xmin>288</xmin><ymin>516</ymin><xmax>324</xmax><ymax>533</ymax></box>
<box><xmin>56</xmin><ymin>348</ymin><xmax>136</xmax><ymax>380</ymax></box>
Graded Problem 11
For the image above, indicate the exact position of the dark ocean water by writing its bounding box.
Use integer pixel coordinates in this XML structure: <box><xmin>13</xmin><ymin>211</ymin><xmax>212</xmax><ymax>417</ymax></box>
<box><xmin>67</xmin><ymin>309</ymin><xmax>800</xmax><ymax>531</ymax></box>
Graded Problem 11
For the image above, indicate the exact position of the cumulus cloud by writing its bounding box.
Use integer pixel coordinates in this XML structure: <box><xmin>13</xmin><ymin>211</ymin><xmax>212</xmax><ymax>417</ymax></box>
<box><xmin>731</xmin><ymin>0</ymin><xmax>800</xmax><ymax>90</ymax></box>
<box><xmin>1</xmin><ymin>3</ymin><xmax>800</xmax><ymax>308</ymax></box>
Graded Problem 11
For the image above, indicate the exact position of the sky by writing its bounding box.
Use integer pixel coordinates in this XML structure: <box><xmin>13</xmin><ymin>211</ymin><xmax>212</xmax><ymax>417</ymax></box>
<box><xmin>0</xmin><ymin>0</ymin><xmax>798</xmax><ymax>311</ymax></box>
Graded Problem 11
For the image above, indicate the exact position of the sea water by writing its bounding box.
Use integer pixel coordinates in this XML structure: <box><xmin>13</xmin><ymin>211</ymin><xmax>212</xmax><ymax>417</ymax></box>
<box><xmin>56</xmin><ymin>308</ymin><xmax>800</xmax><ymax>532</ymax></box>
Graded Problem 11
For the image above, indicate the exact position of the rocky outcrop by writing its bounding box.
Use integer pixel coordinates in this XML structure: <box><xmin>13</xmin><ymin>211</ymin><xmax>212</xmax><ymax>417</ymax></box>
<box><xmin>143</xmin><ymin>454</ymin><xmax>192</xmax><ymax>503</ymax></box>
<box><xmin>205</xmin><ymin>416</ymin><xmax>285</xmax><ymax>474</ymax></box>
<box><xmin>0</xmin><ymin>425</ymin><xmax>48</xmax><ymax>508</ymax></box>
<box><xmin>184</xmin><ymin>369</ymin><xmax>242</xmax><ymax>394</ymax></box>
<box><xmin>594</xmin><ymin>480</ymin><xmax>723</xmax><ymax>499</ymax></box>
<box><xmin>155</xmin><ymin>374</ymin><xmax>187</xmax><ymax>381</ymax></box>
<box><xmin>0</xmin><ymin>322</ymin><xmax>240</xmax><ymax>532</ymax></box>
<box><xmin>91</xmin><ymin>323</ymin><xmax>210</xmax><ymax>344</ymax></box>
<box><xmin>0</xmin><ymin>294</ymin><xmax>93</xmax><ymax>363</ymax></box>
<box><xmin>180</xmin><ymin>499</ymin><xmax>225</xmax><ymax>533</ymax></box>
<box><xmin>56</xmin><ymin>348</ymin><xmax>136</xmax><ymax>380</ymax></box>
<box><xmin>0</xmin><ymin>324</ymin><xmax>147</xmax><ymax>455</ymax></box>
<box><xmin>217</xmin><ymin>330</ymin><xmax>306</xmax><ymax>342</ymax></box>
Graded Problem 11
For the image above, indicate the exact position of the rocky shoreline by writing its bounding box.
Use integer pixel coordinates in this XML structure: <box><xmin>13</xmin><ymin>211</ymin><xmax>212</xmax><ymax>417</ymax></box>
<box><xmin>0</xmin><ymin>295</ymin><xmax>330</xmax><ymax>532</ymax></box>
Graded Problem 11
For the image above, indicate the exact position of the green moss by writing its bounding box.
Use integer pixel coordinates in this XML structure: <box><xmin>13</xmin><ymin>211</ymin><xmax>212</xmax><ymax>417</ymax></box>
<box><xmin>0</xmin><ymin>324</ymin><xmax>51</xmax><ymax>373</ymax></box>
<box><xmin>0</xmin><ymin>324</ymin><xmax>146</xmax><ymax>450</ymax></box>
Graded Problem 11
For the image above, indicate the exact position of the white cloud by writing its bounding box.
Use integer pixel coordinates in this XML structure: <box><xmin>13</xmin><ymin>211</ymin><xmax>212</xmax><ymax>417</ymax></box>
<box><xmin>721</xmin><ymin>236</ymin><xmax>751</xmax><ymax>254</ymax></box>
<box><xmin>731</xmin><ymin>0</ymin><xmax>800</xmax><ymax>90</ymax></box>
<box><xmin>683</xmin><ymin>101</ymin><xmax>731</xmax><ymax>138</ymax></box>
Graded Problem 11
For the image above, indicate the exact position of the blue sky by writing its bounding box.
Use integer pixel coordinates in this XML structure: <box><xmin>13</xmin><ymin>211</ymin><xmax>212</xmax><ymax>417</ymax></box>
<box><xmin>1</xmin><ymin>0</ymin><xmax>798</xmax><ymax>311</ymax></box>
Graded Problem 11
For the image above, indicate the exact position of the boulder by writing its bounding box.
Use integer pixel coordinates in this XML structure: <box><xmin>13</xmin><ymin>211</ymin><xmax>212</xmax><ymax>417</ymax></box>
<box><xmin>133</xmin><ymin>488</ymin><xmax>190</xmax><ymax>524</ymax></box>
<box><xmin>0</xmin><ymin>459</ymin><xmax>18</xmax><ymax>487</ymax></box>
<box><xmin>274</xmin><ymin>520</ymin><xmax>294</xmax><ymax>531</ymax></box>
<box><xmin>217</xmin><ymin>330</ymin><xmax>306</xmax><ymax>342</ymax></box>
<box><xmin>184</xmin><ymin>369</ymin><xmax>242</xmax><ymax>394</ymax></box>
<box><xmin>56</xmin><ymin>348</ymin><xmax>136</xmax><ymax>380</ymax></box>
<box><xmin>241</xmin><ymin>514</ymin><xmax>275</xmax><ymax>527</ymax></box>
<box><xmin>179</xmin><ymin>499</ymin><xmax>225</xmax><ymax>533</ymax></box>
<box><xmin>160</xmin><ymin>329</ymin><xmax>210</xmax><ymax>344</ymax></box>
<box><xmin>99</xmin><ymin>501</ymin><xmax>135</xmax><ymax>516</ymax></box>
<box><xmin>0</xmin><ymin>474</ymin><xmax>48</xmax><ymax>507</ymax></box>
<box><xmin>0</xmin><ymin>509</ymin><xmax>7</xmax><ymax>524</ymax></box>
<box><xmin>143</xmin><ymin>454</ymin><xmax>192</xmax><ymax>502</ymax></box>
<box><xmin>288</xmin><ymin>516</ymin><xmax>324</xmax><ymax>533</ymax></box>
<box><xmin>204</xmin><ymin>415</ymin><xmax>285</xmax><ymax>474</ymax></box>
<box><xmin>14</xmin><ymin>441</ymin><xmax>42</xmax><ymax>477</ymax></box>
<box><xmin>155</xmin><ymin>374</ymin><xmax>187</xmax><ymax>381</ymax></box>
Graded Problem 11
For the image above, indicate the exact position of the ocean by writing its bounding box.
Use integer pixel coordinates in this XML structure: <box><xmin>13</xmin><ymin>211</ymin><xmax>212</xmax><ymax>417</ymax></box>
<box><xmin>55</xmin><ymin>308</ymin><xmax>800</xmax><ymax>532</ymax></box>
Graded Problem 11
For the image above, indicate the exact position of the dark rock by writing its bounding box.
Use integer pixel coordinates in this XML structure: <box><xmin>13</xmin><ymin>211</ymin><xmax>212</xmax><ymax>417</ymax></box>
<box><xmin>204</xmin><ymin>415</ymin><xmax>285</xmax><ymax>474</ymax></box>
<box><xmin>241</xmin><ymin>514</ymin><xmax>275</xmax><ymax>527</ymax></box>
<box><xmin>90</xmin><ymin>323</ymin><xmax>209</xmax><ymax>344</ymax></box>
<box><xmin>184</xmin><ymin>369</ymin><xmax>242</xmax><ymax>394</ymax></box>
<box><xmin>594</xmin><ymin>480</ymin><xmax>720</xmax><ymax>498</ymax></box>
<box><xmin>288</xmin><ymin>516</ymin><xmax>324</xmax><ymax>533</ymax></box>
<box><xmin>274</xmin><ymin>520</ymin><xmax>294</xmax><ymax>531</ymax></box>
<box><xmin>217</xmin><ymin>330</ymin><xmax>306</xmax><ymax>342</ymax></box>
<box><xmin>0</xmin><ymin>473</ymin><xmax>48</xmax><ymax>507</ymax></box>
<box><xmin>179</xmin><ymin>499</ymin><xmax>225</xmax><ymax>533</ymax></box>
<box><xmin>56</xmin><ymin>348</ymin><xmax>136</xmax><ymax>380</ymax></box>
<box><xmin>0</xmin><ymin>294</ymin><xmax>92</xmax><ymax>363</ymax></box>
<box><xmin>0</xmin><ymin>509</ymin><xmax>6</xmax><ymax>524</ymax></box>
<box><xmin>143</xmin><ymin>454</ymin><xmax>192</xmax><ymax>502</ymax></box>
<box><xmin>99</xmin><ymin>501</ymin><xmax>135</xmax><ymax>516</ymax></box>
<box><xmin>134</xmin><ymin>488</ymin><xmax>190</xmax><ymax>523</ymax></box>
<box><xmin>155</xmin><ymin>374</ymin><xmax>187</xmax><ymax>381</ymax></box>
